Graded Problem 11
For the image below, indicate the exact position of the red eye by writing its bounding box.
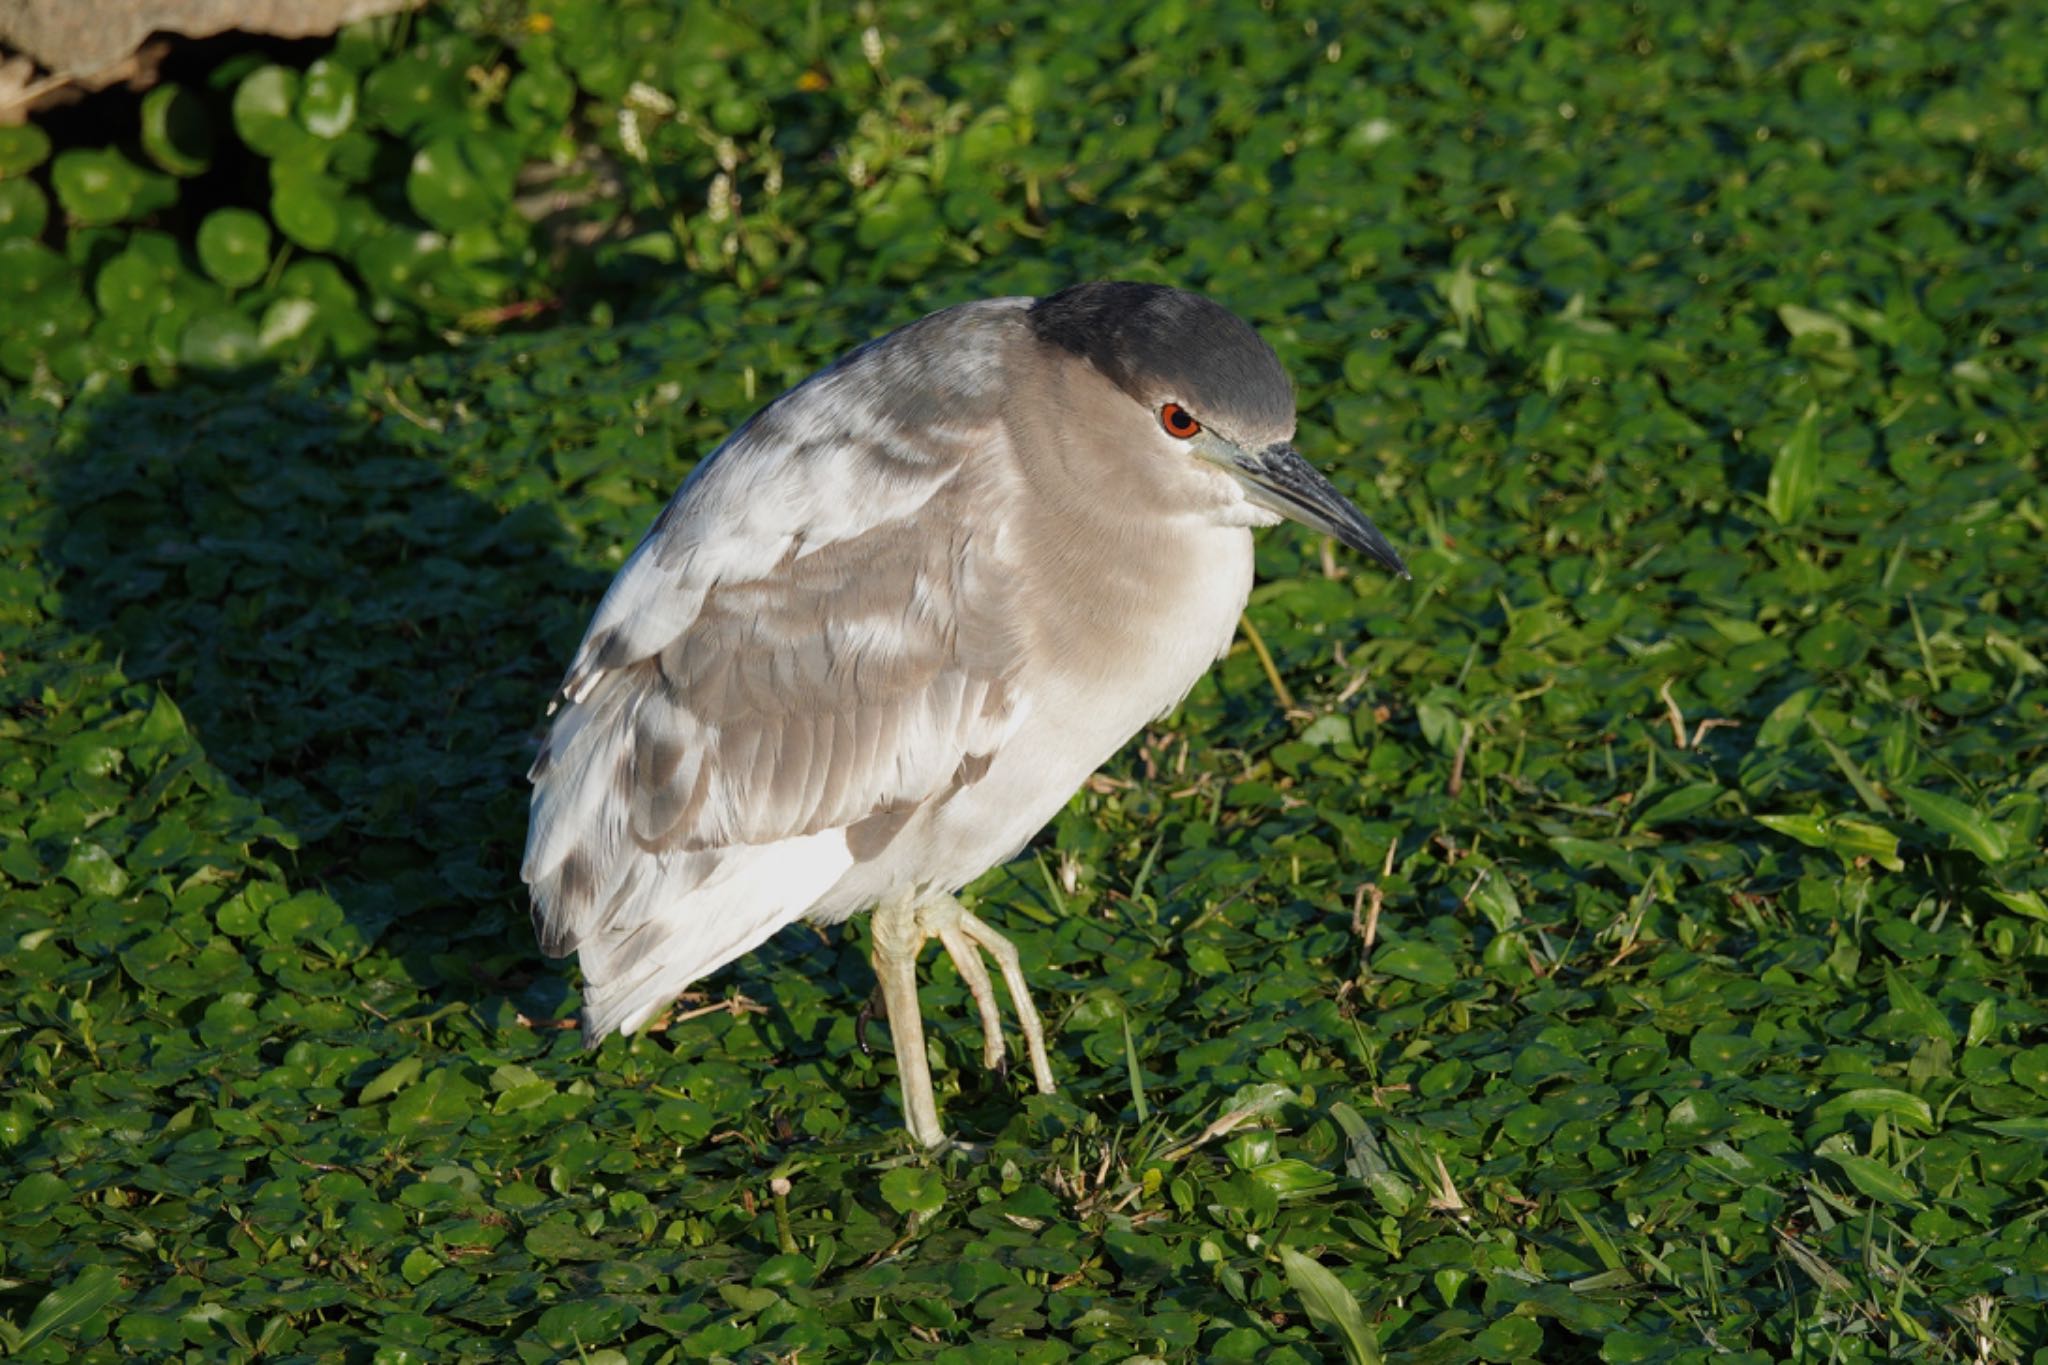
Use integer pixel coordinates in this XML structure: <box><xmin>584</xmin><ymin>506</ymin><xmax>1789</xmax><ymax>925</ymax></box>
<box><xmin>1160</xmin><ymin>402</ymin><xmax>1201</xmax><ymax>438</ymax></box>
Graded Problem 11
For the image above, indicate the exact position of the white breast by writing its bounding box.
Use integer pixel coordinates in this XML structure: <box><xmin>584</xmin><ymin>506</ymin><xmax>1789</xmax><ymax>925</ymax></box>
<box><xmin>811</xmin><ymin>519</ymin><xmax>1255</xmax><ymax>917</ymax></box>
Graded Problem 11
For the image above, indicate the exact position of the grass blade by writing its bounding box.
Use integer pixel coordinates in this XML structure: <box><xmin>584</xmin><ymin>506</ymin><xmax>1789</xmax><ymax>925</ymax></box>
<box><xmin>1121</xmin><ymin>1012</ymin><xmax>1148</xmax><ymax>1123</ymax></box>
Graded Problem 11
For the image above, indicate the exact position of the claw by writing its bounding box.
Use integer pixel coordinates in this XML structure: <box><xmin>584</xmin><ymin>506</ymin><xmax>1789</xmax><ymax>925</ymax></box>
<box><xmin>854</xmin><ymin>981</ymin><xmax>884</xmax><ymax>1056</ymax></box>
<box><xmin>930</xmin><ymin>899</ymin><xmax>1055</xmax><ymax>1096</ymax></box>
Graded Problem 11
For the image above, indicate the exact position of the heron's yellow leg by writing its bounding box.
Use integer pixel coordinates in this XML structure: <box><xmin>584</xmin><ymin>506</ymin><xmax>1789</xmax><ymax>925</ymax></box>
<box><xmin>871</xmin><ymin>893</ymin><xmax>944</xmax><ymax>1148</ymax></box>
<box><xmin>872</xmin><ymin>894</ymin><xmax>1058</xmax><ymax>1147</ymax></box>
<box><xmin>930</xmin><ymin>897</ymin><xmax>1057</xmax><ymax>1097</ymax></box>
<box><xmin>933</xmin><ymin>916</ymin><xmax>1007</xmax><ymax>1074</ymax></box>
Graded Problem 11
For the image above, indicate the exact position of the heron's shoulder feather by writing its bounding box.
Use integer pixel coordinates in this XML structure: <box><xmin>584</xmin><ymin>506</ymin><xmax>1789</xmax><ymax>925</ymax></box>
<box><xmin>553</xmin><ymin>298</ymin><xmax>1026</xmax><ymax>705</ymax></box>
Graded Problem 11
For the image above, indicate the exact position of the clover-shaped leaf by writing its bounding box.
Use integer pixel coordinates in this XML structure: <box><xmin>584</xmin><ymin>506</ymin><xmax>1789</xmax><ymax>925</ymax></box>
<box><xmin>196</xmin><ymin>209</ymin><xmax>272</xmax><ymax>289</ymax></box>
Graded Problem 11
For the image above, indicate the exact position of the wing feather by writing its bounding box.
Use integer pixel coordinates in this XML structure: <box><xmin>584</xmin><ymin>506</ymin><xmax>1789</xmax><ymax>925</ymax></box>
<box><xmin>522</xmin><ymin>301</ymin><xmax>1032</xmax><ymax>1035</ymax></box>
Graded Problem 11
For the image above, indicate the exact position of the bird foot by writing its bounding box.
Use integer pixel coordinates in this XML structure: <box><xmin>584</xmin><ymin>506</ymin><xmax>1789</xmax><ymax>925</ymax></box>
<box><xmin>869</xmin><ymin>893</ymin><xmax>1058</xmax><ymax>1148</ymax></box>
<box><xmin>922</xmin><ymin>895</ymin><xmax>1057</xmax><ymax>1096</ymax></box>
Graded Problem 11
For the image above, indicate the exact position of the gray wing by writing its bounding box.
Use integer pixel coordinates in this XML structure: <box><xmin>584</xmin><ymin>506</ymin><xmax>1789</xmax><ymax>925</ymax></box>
<box><xmin>521</xmin><ymin>303</ymin><xmax>1031</xmax><ymax>1002</ymax></box>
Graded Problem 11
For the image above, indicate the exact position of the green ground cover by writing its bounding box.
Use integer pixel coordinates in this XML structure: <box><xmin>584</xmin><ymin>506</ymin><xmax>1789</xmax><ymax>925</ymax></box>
<box><xmin>3</xmin><ymin>1</ymin><xmax>2046</xmax><ymax>1359</ymax></box>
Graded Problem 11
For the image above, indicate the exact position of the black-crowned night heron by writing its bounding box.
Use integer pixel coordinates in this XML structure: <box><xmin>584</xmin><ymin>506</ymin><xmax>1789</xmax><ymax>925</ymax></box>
<box><xmin>523</xmin><ymin>282</ymin><xmax>1408</xmax><ymax>1146</ymax></box>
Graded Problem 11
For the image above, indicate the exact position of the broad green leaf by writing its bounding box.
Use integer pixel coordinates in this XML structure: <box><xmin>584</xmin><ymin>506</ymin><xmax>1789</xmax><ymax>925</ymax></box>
<box><xmin>260</xmin><ymin>296</ymin><xmax>321</xmax><ymax>352</ymax></box>
<box><xmin>717</xmin><ymin>1282</ymin><xmax>779</xmax><ymax>1316</ymax></box>
<box><xmin>1636</xmin><ymin>782</ymin><xmax>1723</xmax><ymax>828</ymax></box>
<box><xmin>1466</xmin><ymin>869</ymin><xmax>1522</xmax><ymax>931</ymax></box>
<box><xmin>1226</xmin><ymin>1082</ymin><xmax>1300</xmax><ymax>1119</ymax></box>
<box><xmin>266</xmin><ymin>889</ymin><xmax>342</xmax><ymax>941</ymax></box>
<box><xmin>1828</xmin><ymin>818</ymin><xmax>1903</xmax><ymax>872</ymax></box>
<box><xmin>407</xmin><ymin>135</ymin><xmax>515</xmax><ymax>233</ymax></box>
<box><xmin>1755</xmin><ymin>813</ymin><xmax>1827</xmax><ymax>849</ymax></box>
<box><xmin>0</xmin><ymin>122</ymin><xmax>51</xmax><ymax>175</ymax></box>
<box><xmin>299</xmin><ymin>58</ymin><xmax>360</xmax><ymax>138</ymax></box>
<box><xmin>506</xmin><ymin>65</ymin><xmax>576</xmax><ymax>134</ymax></box>
<box><xmin>880</xmin><ymin>1166</ymin><xmax>945</xmax><ymax>1216</ymax></box>
<box><xmin>0</xmin><ymin>177</ymin><xmax>47</xmax><ymax>238</ymax></box>
<box><xmin>233</xmin><ymin>65</ymin><xmax>309</xmax><ymax>158</ymax></box>
<box><xmin>15</xmin><ymin>1263</ymin><xmax>123</xmax><ymax>1349</ymax></box>
<box><xmin>1885</xmin><ymin>971</ymin><xmax>1956</xmax><ymax>1047</ymax></box>
<box><xmin>196</xmin><ymin>208</ymin><xmax>272</xmax><ymax>289</ymax></box>
<box><xmin>362</xmin><ymin>52</ymin><xmax>463</xmax><ymax>133</ymax></box>
<box><xmin>534</xmin><ymin>1300</ymin><xmax>634</xmax><ymax>1349</ymax></box>
<box><xmin>138</xmin><ymin>689</ymin><xmax>189</xmax><ymax>744</ymax></box>
<box><xmin>9</xmin><ymin>1171</ymin><xmax>70</xmax><ymax>1214</ymax></box>
<box><xmin>1756</xmin><ymin>688</ymin><xmax>1816</xmax><ymax>748</ymax></box>
<box><xmin>93</xmin><ymin>239</ymin><xmax>183</xmax><ymax>319</ymax></box>
<box><xmin>1987</xmin><ymin>889</ymin><xmax>2048</xmax><ymax>922</ymax></box>
<box><xmin>1756</xmin><ymin>813</ymin><xmax>1902</xmax><ymax>871</ymax></box>
<box><xmin>1797</xmin><ymin>620</ymin><xmax>1867</xmax><ymax>673</ymax></box>
<box><xmin>1327</xmin><ymin>1103</ymin><xmax>1408</xmax><ymax>1214</ymax></box>
<box><xmin>1765</xmin><ymin>402</ymin><xmax>1824</xmax><ymax>526</ymax></box>
<box><xmin>1898</xmin><ymin>786</ymin><xmax>2010</xmax><ymax>864</ymax></box>
<box><xmin>1666</xmin><ymin>1093</ymin><xmax>1732</xmax><ymax>1142</ymax></box>
<box><xmin>1251</xmin><ymin>1159</ymin><xmax>1337</xmax><ymax>1197</ymax></box>
<box><xmin>388</xmin><ymin>1066</ymin><xmax>481</xmax><ymax>1133</ymax></box>
<box><xmin>179</xmin><ymin>309</ymin><xmax>261</xmax><ymax>371</ymax></box>
<box><xmin>139</xmin><ymin>83</ymin><xmax>214</xmax><ymax>176</ymax></box>
<box><xmin>271</xmin><ymin>164</ymin><xmax>345</xmax><ymax>249</ymax></box>
<box><xmin>60</xmin><ymin>842</ymin><xmax>128</xmax><ymax>898</ymax></box>
<box><xmin>359</xmin><ymin>1055</ymin><xmax>422</xmax><ymax>1105</ymax></box>
<box><xmin>1813</xmin><ymin>1088</ymin><xmax>1935</xmax><ymax>1130</ymax></box>
<box><xmin>1978</xmin><ymin>1117</ymin><xmax>2048</xmax><ymax>1141</ymax></box>
<box><xmin>1548</xmin><ymin>836</ymin><xmax>1645</xmax><ymax>876</ymax></box>
<box><xmin>1967</xmin><ymin>998</ymin><xmax>1999</xmax><ymax>1048</ymax></box>
<box><xmin>1778</xmin><ymin>303</ymin><xmax>1853</xmax><ymax>349</ymax></box>
<box><xmin>1364</xmin><ymin>1170</ymin><xmax>1415</xmax><ymax>1217</ymax></box>
<box><xmin>1374</xmin><ymin>939</ymin><xmax>1456</xmax><ymax>988</ymax></box>
<box><xmin>1279</xmin><ymin>1247</ymin><xmax>1382</xmax><ymax>1365</ymax></box>
<box><xmin>50</xmin><ymin>148</ymin><xmax>144</xmax><ymax>224</ymax></box>
<box><xmin>1829</xmin><ymin>1153</ymin><xmax>1920</xmax><ymax>1206</ymax></box>
<box><xmin>2010</xmin><ymin>1048</ymin><xmax>2048</xmax><ymax>1094</ymax></box>
<box><xmin>524</xmin><ymin>1215</ymin><xmax>609</xmax><ymax>1261</ymax></box>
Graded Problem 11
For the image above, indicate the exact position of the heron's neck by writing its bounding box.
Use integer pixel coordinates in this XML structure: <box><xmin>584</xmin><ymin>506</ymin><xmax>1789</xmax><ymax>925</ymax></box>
<box><xmin>995</xmin><ymin>360</ymin><xmax>1254</xmax><ymax>679</ymax></box>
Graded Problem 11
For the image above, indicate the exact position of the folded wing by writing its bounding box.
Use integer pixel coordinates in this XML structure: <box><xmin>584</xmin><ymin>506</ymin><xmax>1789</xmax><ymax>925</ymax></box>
<box><xmin>522</xmin><ymin>314</ymin><xmax>1028</xmax><ymax>1038</ymax></box>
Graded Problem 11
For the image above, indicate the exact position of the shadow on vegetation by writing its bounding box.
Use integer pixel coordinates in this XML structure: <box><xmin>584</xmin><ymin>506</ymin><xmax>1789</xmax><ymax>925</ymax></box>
<box><xmin>42</xmin><ymin>372</ymin><xmax>588</xmax><ymax>1015</ymax></box>
<box><xmin>36</xmin><ymin>355</ymin><xmax>896</xmax><ymax>1117</ymax></box>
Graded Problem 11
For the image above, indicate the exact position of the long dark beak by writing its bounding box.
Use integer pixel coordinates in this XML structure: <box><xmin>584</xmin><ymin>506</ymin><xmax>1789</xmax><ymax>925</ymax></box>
<box><xmin>1231</xmin><ymin>443</ymin><xmax>1409</xmax><ymax>579</ymax></box>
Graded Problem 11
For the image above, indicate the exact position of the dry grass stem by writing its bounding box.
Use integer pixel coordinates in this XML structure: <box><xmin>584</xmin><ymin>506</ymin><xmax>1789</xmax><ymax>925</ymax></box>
<box><xmin>1448</xmin><ymin>720</ymin><xmax>1474</xmax><ymax>796</ymax></box>
<box><xmin>1352</xmin><ymin>840</ymin><xmax>1397</xmax><ymax>958</ymax></box>
<box><xmin>1237</xmin><ymin>613</ymin><xmax>1295</xmax><ymax>711</ymax></box>
<box><xmin>1161</xmin><ymin>1104</ymin><xmax>1265</xmax><ymax>1163</ymax></box>
<box><xmin>1659</xmin><ymin>678</ymin><xmax>1687</xmax><ymax>749</ymax></box>
<box><xmin>648</xmin><ymin>993</ymin><xmax>768</xmax><ymax>1031</ymax></box>
<box><xmin>1690</xmin><ymin>716</ymin><xmax>1740</xmax><ymax>748</ymax></box>
<box><xmin>1430</xmin><ymin>1152</ymin><xmax>1466</xmax><ymax>1213</ymax></box>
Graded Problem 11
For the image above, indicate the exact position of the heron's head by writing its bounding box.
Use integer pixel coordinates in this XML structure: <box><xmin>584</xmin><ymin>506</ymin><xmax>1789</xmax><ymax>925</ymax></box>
<box><xmin>1027</xmin><ymin>281</ymin><xmax>1408</xmax><ymax>579</ymax></box>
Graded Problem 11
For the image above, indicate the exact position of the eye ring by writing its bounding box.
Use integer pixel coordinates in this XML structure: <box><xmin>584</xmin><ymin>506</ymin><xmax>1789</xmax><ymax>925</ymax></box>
<box><xmin>1159</xmin><ymin>402</ymin><xmax>1201</xmax><ymax>439</ymax></box>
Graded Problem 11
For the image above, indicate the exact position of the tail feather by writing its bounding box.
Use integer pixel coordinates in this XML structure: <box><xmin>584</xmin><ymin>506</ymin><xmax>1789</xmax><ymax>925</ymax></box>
<box><xmin>571</xmin><ymin>829</ymin><xmax>856</xmax><ymax>1044</ymax></box>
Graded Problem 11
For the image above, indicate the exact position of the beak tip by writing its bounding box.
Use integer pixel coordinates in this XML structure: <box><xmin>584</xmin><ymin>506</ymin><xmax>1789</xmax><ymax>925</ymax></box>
<box><xmin>1237</xmin><ymin>442</ymin><xmax>1412</xmax><ymax>583</ymax></box>
<box><xmin>1359</xmin><ymin>537</ymin><xmax>1409</xmax><ymax>582</ymax></box>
